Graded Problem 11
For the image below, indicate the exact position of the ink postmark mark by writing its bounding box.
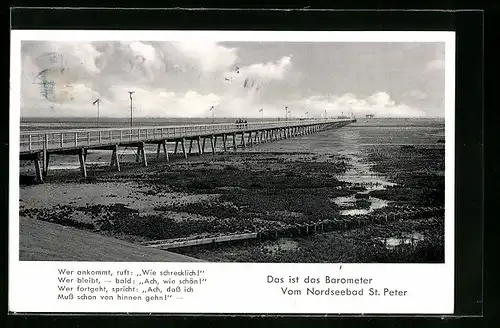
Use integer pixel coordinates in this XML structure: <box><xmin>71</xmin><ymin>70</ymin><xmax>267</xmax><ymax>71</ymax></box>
<box><xmin>34</xmin><ymin>52</ymin><xmax>74</xmax><ymax>102</ymax></box>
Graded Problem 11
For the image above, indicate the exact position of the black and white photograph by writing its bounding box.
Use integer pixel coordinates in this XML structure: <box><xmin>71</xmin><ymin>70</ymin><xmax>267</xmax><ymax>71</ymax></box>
<box><xmin>8</xmin><ymin>28</ymin><xmax>459</xmax><ymax>315</ymax></box>
<box><xmin>17</xmin><ymin>36</ymin><xmax>448</xmax><ymax>264</ymax></box>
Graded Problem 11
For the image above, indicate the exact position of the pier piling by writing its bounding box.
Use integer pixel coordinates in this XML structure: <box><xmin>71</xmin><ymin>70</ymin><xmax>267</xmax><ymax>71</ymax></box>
<box><xmin>197</xmin><ymin>136</ymin><xmax>203</xmax><ymax>155</ymax></box>
<box><xmin>210</xmin><ymin>136</ymin><xmax>215</xmax><ymax>154</ymax></box>
<box><xmin>78</xmin><ymin>148</ymin><xmax>87</xmax><ymax>178</ymax></box>
<box><xmin>241</xmin><ymin>132</ymin><xmax>246</xmax><ymax>148</ymax></box>
<box><xmin>137</xmin><ymin>142</ymin><xmax>148</xmax><ymax>167</ymax></box>
<box><xmin>188</xmin><ymin>139</ymin><xmax>194</xmax><ymax>155</ymax></box>
<box><xmin>181</xmin><ymin>138</ymin><xmax>187</xmax><ymax>159</ymax></box>
<box><xmin>162</xmin><ymin>140</ymin><xmax>169</xmax><ymax>162</ymax></box>
<box><xmin>222</xmin><ymin>134</ymin><xmax>227</xmax><ymax>152</ymax></box>
<box><xmin>110</xmin><ymin>145</ymin><xmax>121</xmax><ymax>171</ymax></box>
<box><xmin>42</xmin><ymin>151</ymin><xmax>50</xmax><ymax>178</ymax></box>
<box><xmin>202</xmin><ymin>137</ymin><xmax>206</xmax><ymax>153</ymax></box>
<box><xmin>34</xmin><ymin>153</ymin><xmax>43</xmax><ymax>183</ymax></box>
<box><xmin>156</xmin><ymin>143</ymin><xmax>161</xmax><ymax>159</ymax></box>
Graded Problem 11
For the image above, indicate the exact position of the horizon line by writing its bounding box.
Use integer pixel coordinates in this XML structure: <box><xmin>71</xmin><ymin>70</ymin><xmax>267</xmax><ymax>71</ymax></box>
<box><xmin>19</xmin><ymin>116</ymin><xmax>445</xmax><ymax>119</ymax></box>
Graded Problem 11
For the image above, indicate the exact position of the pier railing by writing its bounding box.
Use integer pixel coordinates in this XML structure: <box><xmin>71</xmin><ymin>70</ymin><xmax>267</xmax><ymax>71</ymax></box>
<box><xmin>20</xmin><ymin>118</ymin><xmax>353</xmax><ymax>153</ymax></box>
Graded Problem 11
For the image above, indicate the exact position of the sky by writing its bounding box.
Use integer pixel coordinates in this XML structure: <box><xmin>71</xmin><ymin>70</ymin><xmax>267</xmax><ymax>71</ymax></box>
<box><xmin>20</xmin><ymin>41</ymin><xmax>446</xmax><ymax>118</ymax></box>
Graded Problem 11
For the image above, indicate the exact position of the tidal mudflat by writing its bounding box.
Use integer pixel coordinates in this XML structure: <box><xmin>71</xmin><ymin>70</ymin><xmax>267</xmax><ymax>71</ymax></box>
<box><xmin>19</xmin><ymin>118</ymin><xmax>446</xmax><ymax>263</ymax></box>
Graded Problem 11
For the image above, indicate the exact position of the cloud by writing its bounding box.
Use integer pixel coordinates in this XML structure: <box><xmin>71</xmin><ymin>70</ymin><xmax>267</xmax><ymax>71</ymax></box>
<box><xmin>25</xmin><ymin>42</ymin><xmax>101</xmax><ymax>77</ymax></box>
<box><xmin>20</xmin><ymin>41</ymin><xmax>443</xmax><ymax>118</ymax></box>
<box><xmin>297</xmin><ymin>92</ymin><xmax>426</xmax><ymax>118</ymax></box>
<box><xmin>223</xmin><ymin>55</ymin><xmax>292</xmax><ymax>85</ymax></box>
<box><xmin>25</xmin><ymin>85</ymin><xmax>222</xmax><ymax>118</ymax></box>
<box><xmin>94</xmin><ymin>86</ymin><xmax>221</xmax><ymax>118</ymax></box>
<box><xmin>170</xmin><ymin>41</ymin><xmax>238</xmax><ymax>73</ymax></box>
<box><xmin>240</xmin><ymin>55</ymin><xmax>292</xmax><ymax>80</ymax></box>
<box><xmin>93</xmin><ymin>41</ymin><xmax>165</xmax><ymax>86</ymax></box>
<box><xmin>129</xmin><ymin>41</ymin><xmax>158</xmax><ymax>63</ymax></box>
<box><xmin>405</xmin><ymin>90</ymin><xmax>428</xmax><ymax>100</ymax></box>
<box><xmin>21</xmin><ymin>48</ymin><xmax>100</xmax><ymax>108</ymax></box>
<box><xmin>21</xmin><ymin>84</ymin><xmax>426</xmax><ymax>119</ymax></box>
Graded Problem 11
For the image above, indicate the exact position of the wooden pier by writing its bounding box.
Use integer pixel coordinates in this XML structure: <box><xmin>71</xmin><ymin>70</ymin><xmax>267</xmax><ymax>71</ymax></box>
<box><xmin>19</xmin><ymin>118</ymin><xmax>355</xmax><ymax>183</ymax></box>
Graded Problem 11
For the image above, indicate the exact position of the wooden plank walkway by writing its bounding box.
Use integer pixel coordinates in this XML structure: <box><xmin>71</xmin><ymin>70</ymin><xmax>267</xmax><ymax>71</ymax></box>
<box><xmin>138</xmin><ymin>207</ymin><xmax>444</xmax><ymax>250</ymax></box>
<box><xmin>142</xmin><ymin>232</ymin><xmax>259</xmax><ymax>250</ymax></box>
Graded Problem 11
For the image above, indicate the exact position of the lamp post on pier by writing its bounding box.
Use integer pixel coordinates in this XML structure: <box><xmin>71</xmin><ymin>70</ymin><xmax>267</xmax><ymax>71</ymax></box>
<box><xmin>209</xmin><ymin>105</ymin><xmax>215</xmax><ymax>124</ymax></box>
<box><xmin>259</xmin><ymin>108</ymin><xmax>264</xmax><ymax>122</ymax></box>
<box><xmin>128</xmin><ymin>91</ymin><xmax>135</xmax><ymax>128</ymax></box>
<box><xmin>92</xmin><ymin>98</ymin><xmax>100</xmax><ymax>128</ymax></box>
<box><xmin>285</xmin><ymin>106</ymin><xmax>288</xmax><ymax>121</ymax></box>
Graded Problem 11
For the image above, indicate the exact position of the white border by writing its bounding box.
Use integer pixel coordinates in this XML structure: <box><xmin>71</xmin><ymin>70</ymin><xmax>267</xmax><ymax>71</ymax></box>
<box><xmin>9</xmin><ymin>30</ymin><xmax>455</xmax><ymax>314</ymax></box>
<box><xmin>13</xmin><ymin>30</ymin><xmax>453</xmax><ymax>42</ymax></box>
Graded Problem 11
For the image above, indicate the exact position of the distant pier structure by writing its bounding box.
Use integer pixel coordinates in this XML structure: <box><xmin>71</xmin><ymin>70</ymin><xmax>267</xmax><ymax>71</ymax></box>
<box><xmin>366</xmin><ymin>114</ymin><xmax>374</xmax><ymax>118</ymax></box>
<box><xmin>19</xmin><ymin>118</ymin><xmax>356</xmax><ymax>183</ymax></box>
